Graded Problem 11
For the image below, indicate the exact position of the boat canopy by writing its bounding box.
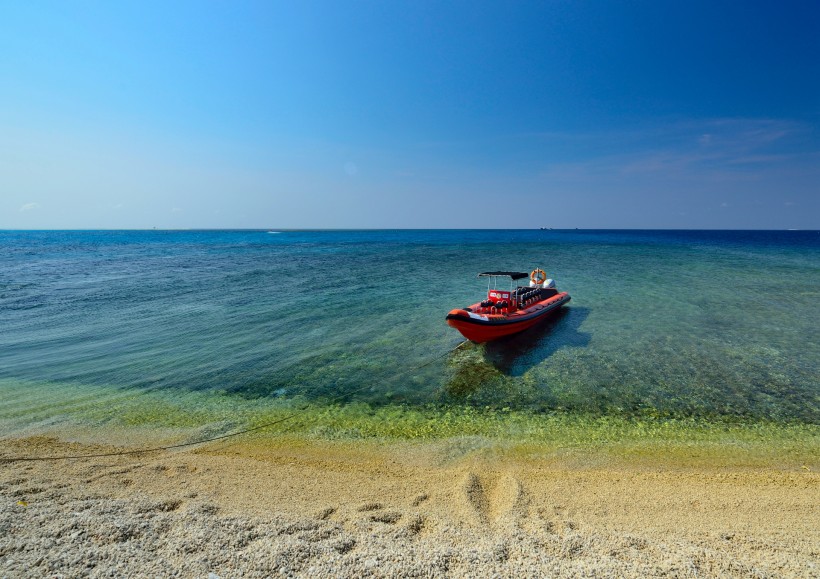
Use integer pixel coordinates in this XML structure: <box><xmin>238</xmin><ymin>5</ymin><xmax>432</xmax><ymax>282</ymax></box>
<box><xmin>477</xmin><ymin>271</ymin><xmax>529</xmax><ymax>280</ymax></box>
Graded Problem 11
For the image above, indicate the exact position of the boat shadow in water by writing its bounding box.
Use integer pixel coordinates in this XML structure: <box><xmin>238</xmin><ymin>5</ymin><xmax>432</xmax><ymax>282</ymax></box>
<box><xmin>480</xmin><ymin>306</ymin><xmax>591</xmax><ymax>376</ymax></box>
<box><xmin>442</xmin><ymin>306</ymin><xmax>591</xmax><ymax>400</ymax></box>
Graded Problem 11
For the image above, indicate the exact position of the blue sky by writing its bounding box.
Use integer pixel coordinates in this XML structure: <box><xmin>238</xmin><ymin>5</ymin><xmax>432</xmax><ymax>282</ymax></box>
<box><xmin>2</xmin><ymin>1</ymin><xmax>818</xmax><ymax>229</ymax></box>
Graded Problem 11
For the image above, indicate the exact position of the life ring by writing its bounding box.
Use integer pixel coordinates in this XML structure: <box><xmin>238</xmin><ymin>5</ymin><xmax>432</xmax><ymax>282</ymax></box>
<box><xmin>530</xmin><ymin>269</ymin><xmax>547</xmax><ymax>285</ymax></box>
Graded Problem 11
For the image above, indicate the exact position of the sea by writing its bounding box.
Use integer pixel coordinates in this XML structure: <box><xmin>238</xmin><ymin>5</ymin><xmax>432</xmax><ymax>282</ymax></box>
<box><xmin>1</xmin><ymin>229</ymin><xmax>818</xmax><ymax>441</ymax></box>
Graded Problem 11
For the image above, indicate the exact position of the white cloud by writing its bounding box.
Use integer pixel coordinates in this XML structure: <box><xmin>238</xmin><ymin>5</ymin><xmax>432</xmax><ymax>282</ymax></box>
<box><xmin>19</xmin><ymin>202</ymin><xmax>40</xmax><ymax>212</ymax></box>
<box><xmin>541</xmin><ymin>118</ymin><xmax>813</xmax><ymax>184</ymax></box>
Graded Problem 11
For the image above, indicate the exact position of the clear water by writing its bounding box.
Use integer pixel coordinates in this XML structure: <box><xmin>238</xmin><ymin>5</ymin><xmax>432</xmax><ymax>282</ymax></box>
<box><xmin>1</xmin><ymin>229</ymin><xmax>818</xmax><ymax>437</ymax></box>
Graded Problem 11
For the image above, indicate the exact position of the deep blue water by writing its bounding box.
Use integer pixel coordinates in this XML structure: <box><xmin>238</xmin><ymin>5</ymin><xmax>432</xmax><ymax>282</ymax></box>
<box><xmin>1</xmin><ymin>229</ymin><xmax>818</xmax><ymax>431</ymax></box>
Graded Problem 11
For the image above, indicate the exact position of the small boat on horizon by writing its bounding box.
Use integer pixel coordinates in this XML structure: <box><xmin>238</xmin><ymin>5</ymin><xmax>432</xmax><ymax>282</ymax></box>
<box><xmin>446</xmin><ymin>270</ymin><xmax>571</xmax><ymax>343</ymax></box>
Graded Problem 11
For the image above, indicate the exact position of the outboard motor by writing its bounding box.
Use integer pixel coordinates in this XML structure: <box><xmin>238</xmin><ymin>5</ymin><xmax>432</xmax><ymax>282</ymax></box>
<box><xmin>542</xmin><ymin>278</ymin><xmax>556</xmax><ymax>289</ymax></box>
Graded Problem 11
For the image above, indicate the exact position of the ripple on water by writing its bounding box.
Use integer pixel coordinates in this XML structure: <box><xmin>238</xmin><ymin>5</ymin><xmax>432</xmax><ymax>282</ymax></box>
<box><xmin>0</xmin><ymin>229</ymin><xmax>818</xmax><ymax>436</ymax></box>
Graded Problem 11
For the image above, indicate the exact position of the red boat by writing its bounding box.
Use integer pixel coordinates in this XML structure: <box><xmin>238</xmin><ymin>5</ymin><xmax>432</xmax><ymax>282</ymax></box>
<box><xmin>446</xmin><ymin>270</ymin><xmax>571</xmax><ymax>343</ymax></box>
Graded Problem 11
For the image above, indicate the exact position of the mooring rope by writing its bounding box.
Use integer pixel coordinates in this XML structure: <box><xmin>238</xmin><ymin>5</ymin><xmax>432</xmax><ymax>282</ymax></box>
<box><xmin>0</xmin><ymin>340</ymin><xmax>469</xmax><ymax>464</ymax></box>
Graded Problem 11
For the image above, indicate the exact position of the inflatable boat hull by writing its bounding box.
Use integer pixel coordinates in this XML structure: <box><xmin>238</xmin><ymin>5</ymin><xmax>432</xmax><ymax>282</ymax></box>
<box><xmin>446</xmin><ymin>292</ymin><xmax>570</xmax><ymax>343</ymax></box>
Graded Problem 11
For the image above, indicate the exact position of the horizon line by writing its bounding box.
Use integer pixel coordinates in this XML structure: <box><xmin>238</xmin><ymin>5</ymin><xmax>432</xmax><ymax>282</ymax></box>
<box><xmin>1</xmin><ymin>227</ymin><xmax>817</xmax><ymax>233</ymax></box>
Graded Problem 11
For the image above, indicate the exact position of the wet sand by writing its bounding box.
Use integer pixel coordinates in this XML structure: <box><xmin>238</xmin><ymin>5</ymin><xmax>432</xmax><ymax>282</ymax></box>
<box><xmin>2</xmin><ymin>435</ymin><xmax>818</xmax><ymax>577</ymax></box>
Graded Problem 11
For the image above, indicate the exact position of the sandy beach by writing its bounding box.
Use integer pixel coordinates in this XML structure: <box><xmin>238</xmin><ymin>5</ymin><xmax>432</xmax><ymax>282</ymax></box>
<box><xmin>1</xmin><ymin>435</ymin><xmax>818</xmax><ymax>577</ymax></box>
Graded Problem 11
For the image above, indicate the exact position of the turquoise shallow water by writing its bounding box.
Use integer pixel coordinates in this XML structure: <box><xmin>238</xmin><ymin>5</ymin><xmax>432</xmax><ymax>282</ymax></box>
<box><xmin>1</xmin><ymin>229</ymin><xmax>818</xmax><ymax>438</ymax></box>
